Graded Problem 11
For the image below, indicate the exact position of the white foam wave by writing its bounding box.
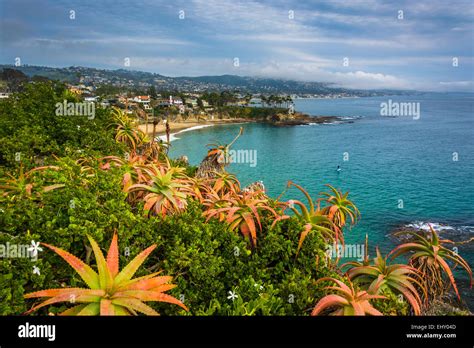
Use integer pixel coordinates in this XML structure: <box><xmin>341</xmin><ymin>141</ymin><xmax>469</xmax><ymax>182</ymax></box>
<box><xmin>156</xmin><ymin>124</ymin><xmax>214</xmax><ymax>143</ymax></box>
<box><xmin>340</xmin><ymin>116</ymin><xmax>362</xmax><ymax>120</ymax></box>
<box><xmin>404</xmin><ymin>221</ymin><xmax>456</xmax><ymax>232</ymax></box>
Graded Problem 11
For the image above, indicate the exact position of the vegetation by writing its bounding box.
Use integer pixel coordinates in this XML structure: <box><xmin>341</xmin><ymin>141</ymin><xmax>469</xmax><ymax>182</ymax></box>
<box><xmin>389</xmin><ymin>226</ymin><xmax>472</xmax><ymax>301</ymax></box>
<box><xmin>343</xmin><ymin>243</ymin><xmax>426</xmax><ymax>315</ymax></box>
<box><xmin>311</xmin><ymin>277</ymin><xmax>385</xmax><ymax>316</ymax></box>
<box><xmin>0</xmin><ymin>82</ymin><xmax>471</xmax><ymax>316</ymax></box>
<box><xmin>24</xmin><ymin>233</ymin><xmax>187</xmax><ymax>315</ymax></box>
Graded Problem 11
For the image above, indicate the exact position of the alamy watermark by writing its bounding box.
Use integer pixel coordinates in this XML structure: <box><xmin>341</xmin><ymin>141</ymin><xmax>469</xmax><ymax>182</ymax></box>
<box><xmin>217</xmin><ymin>149</ymin><xmax>257</xmax><ymax>167</ymax></box>
<box><xmin>55</xmin><ymin>100</ymin><xmax>95</xmax><ymax>119</ymax></box>
<box><xmin>0</xmin><ymin>240</ymin><xmax>42</xmax><ymax>261</ymax></box>
<box><xmin>326</xmin><ymin>243</ymin><xmax>365</xmax><ymax>261</ymax></box>
<box><xmin>18</xmin><ymin>323</ymin><xmax>55</xmax><ymax>341</ymax></box>
<box><xmin>380</xmin><ymin>99</ymin><xmax>420</xmax><ymax>120</ymax></box>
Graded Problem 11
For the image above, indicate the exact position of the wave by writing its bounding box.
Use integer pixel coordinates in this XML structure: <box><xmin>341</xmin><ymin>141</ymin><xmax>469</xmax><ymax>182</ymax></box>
<box><xmin>340</xmin><ymin>116</ymin><xmax>362</xmax><ymax>120</ymax></box>
<box><xmin>156</xmin><ymin>124</ymin><xmax>214</xmax><ymax>143</ymax></box>
<box><xmin>306</xmin><ymin>121</ymin><xmax>344</xmax><ymax>126</ymax></box>
<box><xmin>305</xmin><ymin>116</ymin><xmax>361</xmax><ymax>126</ymax></box>
<box><xmin>399</xmin><ymin>221</ymin><xmax>474</xmax><ymax>238</ymax></box>
<box><xmin>405</xmin><ymin>221</ymin><xmax>457</xmax><ymax>232</ymax></box>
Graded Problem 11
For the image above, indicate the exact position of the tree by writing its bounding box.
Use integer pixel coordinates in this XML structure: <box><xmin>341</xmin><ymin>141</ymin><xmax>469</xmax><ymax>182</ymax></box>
<box><xmin>1</xmin><ymin>68</ymin><xmax>29</xmax><ymax>92</ymax></box>
<box><xmin>147</xmin><ymin>86</ymin><xmax>157</xmax><ymax>99</ymax></box>
<box><xmin>197</xmin><ymin>98</ymin><xmax>204</xmax><ymax>110</ymax></box>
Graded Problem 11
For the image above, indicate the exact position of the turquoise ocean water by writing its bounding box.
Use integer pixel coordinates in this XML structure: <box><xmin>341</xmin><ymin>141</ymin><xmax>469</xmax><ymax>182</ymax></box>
<box><xmin>169</xmin><ymin>93</ymin><xmax>474</xmax><ymax>308</ymax></box>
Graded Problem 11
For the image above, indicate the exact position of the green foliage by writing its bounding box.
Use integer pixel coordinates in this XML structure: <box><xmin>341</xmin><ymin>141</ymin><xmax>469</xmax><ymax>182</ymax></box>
<box><xmin>0</xmin><ymin>139</ymin><xmax>337</xmax><ymax>316</ymax></box>
<box><xmin>372</xmin><ymin>287</ymin><xmax>410</xmax><ymax>316</ymax></box>
<box><xmin>0</xmin><ymin>81</ymin><xmax>124</xmax><ymax>169</ymax></box>
<box><xmin>4</xmin><ymin>81</ymin><xmax>453</xmax><ymax>317</ymax></box>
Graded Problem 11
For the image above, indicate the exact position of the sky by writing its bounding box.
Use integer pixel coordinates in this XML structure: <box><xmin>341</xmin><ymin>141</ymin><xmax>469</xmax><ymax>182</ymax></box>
<box><xmin>0</xmin><ymin>0</ymin><xmax>473</xmax><ymax>91</ymax></box>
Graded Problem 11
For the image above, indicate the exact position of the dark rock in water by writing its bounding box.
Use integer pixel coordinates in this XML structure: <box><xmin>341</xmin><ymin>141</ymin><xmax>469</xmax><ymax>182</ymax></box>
<box><xmin>243</xmin><ymin>180</ymin><xmax>265</xmax><ymax>193</ymax></box>
<box><xmin>176</xmin><ymin>155</ymin><xmax>189</xmax><ymax>165</ymax></box>
<box><xmin>196</xmin><ymin>152</ymin><xmax>225</xmax><ymax>179</ymax></box>
<box><xmin>423</xmin><ymin>298</ymin><xmax>472</xmax><ymax>316</ymax></box>
<box><xmin>265</xmin><ymin>112</ymin><xmax>344</xmax><ymax>126</ymax></box>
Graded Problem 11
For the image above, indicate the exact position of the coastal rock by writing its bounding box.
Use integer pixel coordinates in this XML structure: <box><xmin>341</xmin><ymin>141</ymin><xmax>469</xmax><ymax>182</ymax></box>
<box><xmin>243</xmin><ymin>180</ymin><xmax>265</xmax><ymax>193</ymax></box>
<box><xmin>266</xmin><ymin>112</ymin><xmax>343</xmax><ymax>126</ymax></box>
<box><xmin>423</xmin><ymin>298</ymin><xmax>472</xmax><ymax>316</ymax></box>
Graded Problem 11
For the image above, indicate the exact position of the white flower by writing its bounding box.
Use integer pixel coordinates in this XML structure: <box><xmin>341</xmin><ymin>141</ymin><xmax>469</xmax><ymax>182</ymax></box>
<box><xmin>28</xmin><ymin>240</ymin><xmax>43</xmax><ymax>257</ymax></box>
<box><xmin>32</xmin><ymin>265</ymin><xmax>41</xmax><ymax>276</ymax></box>
<box><xmin>227</xmin><ymin>290</ymin><xmax>238</xmax><ymax>301</ymax></box>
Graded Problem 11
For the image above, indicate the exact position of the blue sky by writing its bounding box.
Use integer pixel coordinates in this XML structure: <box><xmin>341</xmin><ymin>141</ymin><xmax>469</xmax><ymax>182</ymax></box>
<box><xmin>0</xmin><ymin>0</ymin><xmax>473</xmax><ymax>91</ymax></box>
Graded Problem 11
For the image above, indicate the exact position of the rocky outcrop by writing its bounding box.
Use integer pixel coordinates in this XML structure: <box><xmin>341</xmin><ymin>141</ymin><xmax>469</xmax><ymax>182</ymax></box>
<box><xmin>265</xmin><ymin>112</ymin><xmax>343</xmax><ymax>126</ymax></box>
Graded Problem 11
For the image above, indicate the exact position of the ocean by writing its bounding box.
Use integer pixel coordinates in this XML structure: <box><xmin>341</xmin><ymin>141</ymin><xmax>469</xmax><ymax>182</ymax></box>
<box><xmin>169</xmin><ymin>93</ymin><xmax>474</xmax><ymax>309</ymax></box>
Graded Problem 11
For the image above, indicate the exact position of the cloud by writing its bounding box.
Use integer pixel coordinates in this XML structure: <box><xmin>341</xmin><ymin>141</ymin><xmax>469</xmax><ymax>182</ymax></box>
<box><xmin>437</xmin><ymin>80</ymin><xmax>474</xmax><ymax>91</ymax></box>
<box><xmin>0</xmin><ymin>0</ymin><xmax>473</xmax><ymax>91</ymax></box>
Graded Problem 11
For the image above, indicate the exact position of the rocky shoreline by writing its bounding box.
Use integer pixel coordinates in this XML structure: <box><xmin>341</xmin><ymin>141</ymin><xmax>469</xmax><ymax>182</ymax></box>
<box><xmin>264</xmin><ymin>112</ymin><xmax>345</xmax><ymax>126</ymax></box>
<box><xmin>143</xmin><ymin>112</ymin><xmax>350</xmax><ymax>137</ymax></box>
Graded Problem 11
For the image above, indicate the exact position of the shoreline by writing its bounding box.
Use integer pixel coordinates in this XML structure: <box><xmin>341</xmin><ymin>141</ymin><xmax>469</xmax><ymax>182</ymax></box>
<box><xmin>138</xmin><ymin>118</ymin><xmax>254</xmax><ymax>138</ymax></box>
<box><xmin>138</xmin><ymin>113</ymin><xmax>349</xmax><ymax>139</ymax></box>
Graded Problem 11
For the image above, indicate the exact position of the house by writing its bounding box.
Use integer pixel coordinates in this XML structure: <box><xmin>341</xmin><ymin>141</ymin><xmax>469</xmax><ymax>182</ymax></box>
<box><xmin>67</xmin><ymin>85</ymin><xmax>83</xmax><ymax>95</ymax></box>
<box><xmin>226</xmin><ymin>100</ymin><xmax>247</xmax><ymax>107</ymax></box>
<box><xmin>249</xmin><ymin>97</ymin><xmax>262</xmax><ymax>105</ymax></box>
<box><xmin>188</xmin><ymin>98</ymin><xmax>198</xmax><ymax>107</ymax></box>
<box><xmin>0</xmin><ymin>92</ymin><xmax>11</xmax><ymax>99</ymax></box>
<box><xmin>84</xmin><ymin>96</ymin><xmax>98</xmax><ymax>102</ymax></box>
<box><xmin>132</xmin><ymin>95</ymin><xmax>151</xmax><ymax>110</ymax></box>
<box><xmin>100</xmin><ymin>100</ymin><xmax>111</xmax><ymax>107</ymax></box>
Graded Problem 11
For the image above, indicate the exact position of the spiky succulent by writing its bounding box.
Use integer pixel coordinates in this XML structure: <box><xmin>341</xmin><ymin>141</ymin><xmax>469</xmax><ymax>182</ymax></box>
<box><xmin>0</xmin><ymin>164</ymin><xmax>64</xmax><ymax>198</ymax></box>
<box><xmin>203</xmin><ymin>190</ymin><xmax>279</xmax><ymax>246</ymax></box>
<box><xmin>127</xmin><ymin>163</ymin><xmax>189</xmax><ymax>217</ymax></box>
<box><xmin>24</xmin><ymin>233</ymin><xmax>187</xmax><ymax>315</ymax></box>
<box><xmin>319</xmin><ymin>184</ymin><xmax>360</xmax><ymax>229</ymax></box>
<box><xmin>389</xmin><ymin>225</ymin><xmax>472</xmax><ymax>301</ymax></box>
<box><xmin>278</xmin><ymin>181</ymin><xmax>340</xmax><ymax>255</ymax></box>
<box><xmin>343</xmin><ymin>247</ymin><xmax>426</xmax><ymax>315</ymax></box>
<box><xmin>312</xmin><ymin>277</ymin><xmax>386</xmax><ymax>316</ymax></box>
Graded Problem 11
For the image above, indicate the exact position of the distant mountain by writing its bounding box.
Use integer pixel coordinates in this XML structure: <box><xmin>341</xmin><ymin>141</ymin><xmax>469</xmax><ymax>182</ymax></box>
<box><xmin>0</xmin><ymin>64</ymin><xmax>411</xmax><ymax>96</ymax></box>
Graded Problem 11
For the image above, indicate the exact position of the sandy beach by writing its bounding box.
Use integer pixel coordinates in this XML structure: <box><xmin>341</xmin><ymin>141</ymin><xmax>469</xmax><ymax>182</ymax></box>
<box><xmin>138</xmin><ymin>118</ymin><xmax>251</xmax><ymax>137</ymax></box>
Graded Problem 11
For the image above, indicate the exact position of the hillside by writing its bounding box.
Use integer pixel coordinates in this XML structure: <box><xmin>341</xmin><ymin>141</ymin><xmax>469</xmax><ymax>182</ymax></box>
<box><xmin>0</xmin><ymin>64</ymin><xmax>410</xmax><ymax>96</ymax></box>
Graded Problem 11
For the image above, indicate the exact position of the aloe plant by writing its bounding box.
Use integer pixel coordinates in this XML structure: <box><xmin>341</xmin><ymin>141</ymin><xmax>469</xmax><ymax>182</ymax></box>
<box><xmin>312</xmin><ymin>277</ymin><xmax>386</xmax><ymax>316</ymax></box>
<box><xmin>319</xmin><ymin>184</ymin><xmax>360</xmax><ymax>229</ymax></box>
<box><xmin>183</xmin><ymin>176</ymin><xmax>212</xmax><ymax>204</ymax></box>
<box><xmin>128</xmin><ymin>163</ymin><xmax>189</xmax><ymax>217</ymax></box>
<box><xmin>24</xmin><ymin>233</ymin><xmax>187</xmax><ymax>315</ymax></box>
<box><xmin>109</xmin><ymin>107</ymin><xmax>143</xmax><ymax>151</ymax></box>
<box><xmin>206</xmin><ymin>127</ymin><xmax>243</xmax><ymax>166</ymax></box>
<box><xmin>196</xmin><ymin>127</ymin><xmax>243</xmax><ymax>178</ymax></box>
<box><xmin>279</xmin><ymin>181</ymin><xmax>340</xmax><ymax>255</ymax></box>
<box><xmin>389</xmin><ymin>225</ymin><xmax>472</xmax><ymax>301</ymax></box>
<box><xmin>0</xmin><ymin>164</ymin><xmax>64</xmax><ymax>198</ymax></box>
<box><xmin>204</xmin><ymin>190</ymin><xmax>279</xmax><ymax>246</ymax></box>
<box><xmin>343</xmin><ymin>246</ymin><xmax>426</xmax><ymax>315</ymax></box>
<box><xmin>100</xmin><ymin>152</ymin><xmax>155</xmax><ymax>192</ymax></box>
<box><xmin>211</xmin><ymin>171</ymin><xmax>241</xmax><ymax>195</ymax></box>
